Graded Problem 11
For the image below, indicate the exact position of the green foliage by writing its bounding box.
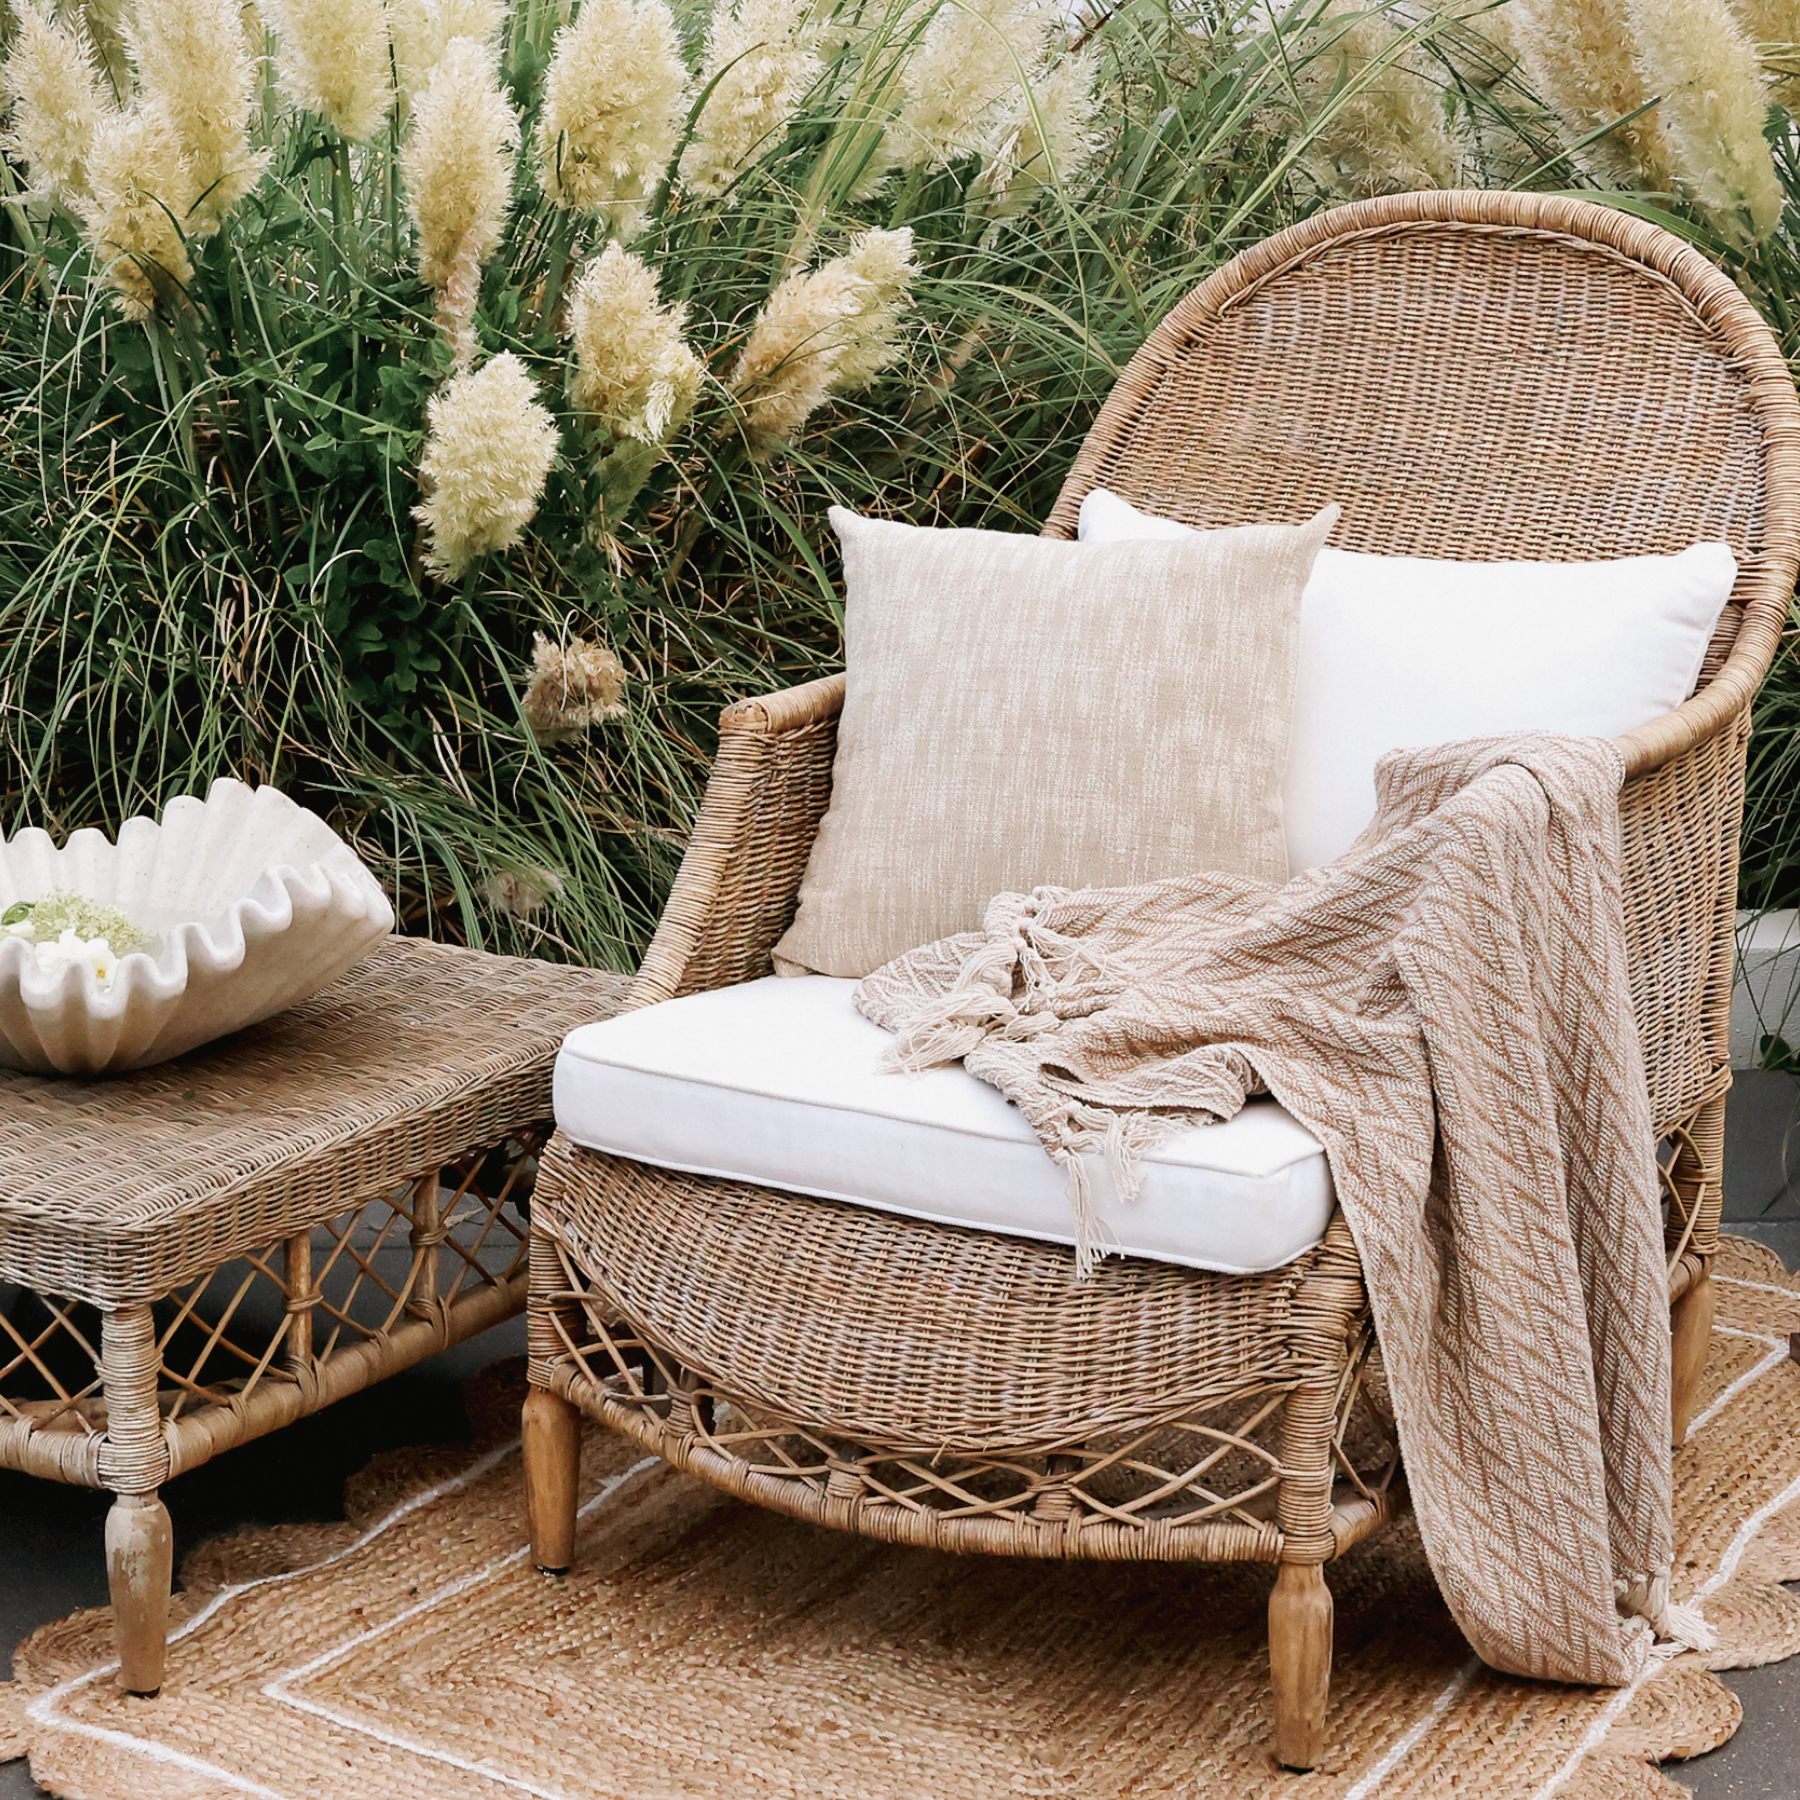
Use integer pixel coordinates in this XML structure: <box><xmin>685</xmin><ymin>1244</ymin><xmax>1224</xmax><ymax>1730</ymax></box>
<box><xmin>1</xmin><ymin>0</ymin><xmax>1798</xmax><ymax>1025</ymax></box>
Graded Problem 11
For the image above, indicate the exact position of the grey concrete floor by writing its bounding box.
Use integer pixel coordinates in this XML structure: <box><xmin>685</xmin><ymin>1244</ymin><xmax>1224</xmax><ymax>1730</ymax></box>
<box><xmin>3</xmin><ymin>1077</ymin><xmax>1800</xmax><ymax>1798</ymax></box>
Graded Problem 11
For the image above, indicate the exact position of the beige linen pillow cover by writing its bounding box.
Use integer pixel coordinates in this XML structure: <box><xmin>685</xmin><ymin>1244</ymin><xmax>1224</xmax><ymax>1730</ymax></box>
<box><xmin>772</xmin><ymin>504</ymin><xmax>1340</xmax><ymax>979</ymax></box>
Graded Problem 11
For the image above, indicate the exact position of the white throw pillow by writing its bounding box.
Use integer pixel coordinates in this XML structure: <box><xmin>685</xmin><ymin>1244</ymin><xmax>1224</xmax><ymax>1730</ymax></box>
<box><xmin>1078</xmin><ymin>489</ymin><xmax>1738</xmax><ymax>875</ymax></box>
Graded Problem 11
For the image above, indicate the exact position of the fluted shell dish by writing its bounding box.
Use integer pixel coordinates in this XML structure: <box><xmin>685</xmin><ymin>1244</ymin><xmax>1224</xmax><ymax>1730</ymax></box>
<box><xmin>0</xmin><ymin>779</ymin><xmax>395</xmax><ymax>1076</ymax></box>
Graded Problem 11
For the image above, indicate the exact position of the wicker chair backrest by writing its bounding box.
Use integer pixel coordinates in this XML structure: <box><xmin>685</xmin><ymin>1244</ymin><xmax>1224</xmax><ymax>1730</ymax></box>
<box><xmin>1044</xmin><ymin>190</ymin><xmax>1800</xmax><ymax>767</ymax></box>
<box><xmin>1041</xmin><ymin>191</ymin><xmax>1800</xmax><ymax>1133</ymax></box>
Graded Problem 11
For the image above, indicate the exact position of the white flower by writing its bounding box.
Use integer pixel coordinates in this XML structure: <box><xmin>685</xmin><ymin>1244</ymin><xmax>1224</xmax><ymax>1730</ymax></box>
<box><xmin>1626</xmin><ymin>0</ymin><xmax>1784</xmax><ymax>242</ymax></box>
<box><xmin>0</xmin><ymin>0</ymin><xmax>113</xmax><ymax>207</ymax></box>
<box><xmin>730</xmin><ymin>226</ymin><xmax>917</xmax><ymax>451</ymax></box>
<box><xmin>888</xmin><ymin>0</ymin><xmax>1048</xmax><ymax>174</ymax></box>
<box><xmin>388</xmin><ymin>0</ymin><xmax>509</xmax><ymax>109</ymax></box>
<box><xmin>402</xmin><ymin>35</ymin><xmax>520</xmax><ymax>369</ymax></box>
<box><xmin>978</xmin><ymin>48</ymin><xmax>1101</xmax><ymax>216</ymax></box>
<box><xmin>3</xmin><ymin>920</ymin><xmax>36</xmax><ymax>942</ymax></box>
<box><xmin>77</xmin><ymin>100</ymin><xmax>200</xmax><ymax>319</ymax></box>
<box><xmin>130</xmin><ymin>0</ymin><xmax>269</xmax><ymax>233</ymax></box>
<box><xmin>35</xmin><ymin>929</ymin><xmax>119</xmax><ymax>986</ymax></box>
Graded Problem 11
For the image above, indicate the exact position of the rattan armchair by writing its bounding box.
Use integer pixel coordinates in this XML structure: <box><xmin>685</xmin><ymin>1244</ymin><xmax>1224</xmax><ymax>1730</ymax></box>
<box><xmin>523</xmin><ymin>192</ymin><xmax>1800</xmax><ymax>1771</ymax></box>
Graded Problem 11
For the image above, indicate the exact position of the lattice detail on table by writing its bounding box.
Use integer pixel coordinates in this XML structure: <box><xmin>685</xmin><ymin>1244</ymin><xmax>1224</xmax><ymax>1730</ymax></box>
<box><xmin>537</xmin><ymin>1237</ymin><xmax>1399</xmax><ymax>1545</ymax></box>
<box><xmin>0</xmin><ymin>1132</ymin><xmax>541</xmax><ymax>1454</ymax></box>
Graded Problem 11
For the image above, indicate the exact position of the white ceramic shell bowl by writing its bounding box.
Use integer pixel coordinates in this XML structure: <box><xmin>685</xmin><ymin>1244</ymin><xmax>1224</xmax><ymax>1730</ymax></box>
<box><xmin>0</xmin><ymin>779</ymin><xmax>395</xmax><ymax>1076</ymax></box>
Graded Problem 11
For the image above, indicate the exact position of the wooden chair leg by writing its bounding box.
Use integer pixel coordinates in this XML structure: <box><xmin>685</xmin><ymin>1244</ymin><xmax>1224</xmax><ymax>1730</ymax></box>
<box><xmin>523</xmin><ymin>1385</ymin><xmax>581</xmax><ymax>1573</ymax></box>
<box><xmin>106</xmin><ymin>1492</ymin><xmax>173</xmax><ymax>1696</ymax></box>
<box><xmin>1270</xmin><ymin>1561</ymin><xmax>1333</xmax><ymax>1771</ymax></box>
<box><xmin>1671</xmin><ymin>1271</ymin><xmax>1716</xmax><ymax>1449</ymax></box>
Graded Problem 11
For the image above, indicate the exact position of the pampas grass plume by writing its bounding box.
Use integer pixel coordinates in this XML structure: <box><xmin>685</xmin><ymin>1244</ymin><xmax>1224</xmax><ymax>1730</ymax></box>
<box><xmin>536</xmin><ymin>0</ymin><xmax>688</xmax><ymax>239</ymax></box>
<box><xmin>1628</xmin><ymin>0</ymin><xmax>1784</xmax><ymax>241</ymax></box>
<box><xmin>889</xmin><ymin>0</ymin><xmax>1047</xmax><ymax>173</ymax></box>
<box><xmin>388</xmin><ymin>0</ymin><xmax>508</xmax><ymax>108</ymax></box>
<box><xmin>1300</xmin><ymin>1</ymin><xmax>1464</xmax><ymax>199</ymax></box>
<box><xmin>403</xmin><ymin>36</ymin><xmax>519</xmax><ymax>369</ymax></box>
<box><xmin>731</xmin><ymin>226</ymin><xmax>915</xmax><ymax>450</ymax></box>
<box><xmin>1512</xmin><ymin>0</ymin><xmax>1677</xmax><ymax>188</ymax></box>
<box><xmin>258</xmin><ymin>0</ymin><xmax>393</xmax><ymax>140</ymax></box>
<box><xmin>522</xmin><ymin>632</ymin><xmax>627</xmax><ymax>742</ymax></box>
<box><xmin>679</xmin><ymin>0</ymin><xmax>822</xmax><ymax>199</ymax></box>
<box><xmin>78</xmin><ymin>101</ymin><xmax>197</xmax><ymax>317</ymax></box>
<box><xmin>131</xmin><ymin>0</ymin><xmax>268</xmax><ymax>232</ymax></box>
<box><xmin>979</xmin><ymin>48</ymin><xmax>1101</xmax><ymax>215</ymax></box>
<box><xmin>832</xmin><ymin>225</ymin><xmax>918</xmax><ymax>388</ymax></box>
<box><xmin>416</xmin><ymin>353</ymin><xmax>559</xmax><ymax>579</ymax></box>
<box><xmin>2</xmin><ymin>1</ymin><xmax>112</xmax><ymax>206</ymax></box>
<box><xmin>568</xmin><ymin>243</ymin><xmax>704</xmax><ymax>442</ymax></box>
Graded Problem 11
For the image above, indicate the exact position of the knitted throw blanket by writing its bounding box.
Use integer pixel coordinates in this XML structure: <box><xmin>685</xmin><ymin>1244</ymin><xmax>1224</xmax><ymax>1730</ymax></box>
<box><xmin>855</xmin><ymin>734</ymin><xmax>1706</xmax><ymax>1687</ymax></box>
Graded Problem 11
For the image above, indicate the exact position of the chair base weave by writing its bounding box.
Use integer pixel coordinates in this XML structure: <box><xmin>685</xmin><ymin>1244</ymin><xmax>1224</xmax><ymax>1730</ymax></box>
<box><xmin>530</xmin><ymin>1142</ymin><xmax>1406</xmax><ymax>1565</ymax></box>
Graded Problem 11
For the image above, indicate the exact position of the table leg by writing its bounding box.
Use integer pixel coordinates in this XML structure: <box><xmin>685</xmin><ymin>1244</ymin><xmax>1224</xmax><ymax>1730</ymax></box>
<box><xmin>98</xmin><ymin>1303</ymin><xmax>173</xmax><ymax>1696</ymax></box>
<box><xmin>106</xmin><ymin>1492</ymin><xmax>173</xmax><ymax>1696</ymax></box>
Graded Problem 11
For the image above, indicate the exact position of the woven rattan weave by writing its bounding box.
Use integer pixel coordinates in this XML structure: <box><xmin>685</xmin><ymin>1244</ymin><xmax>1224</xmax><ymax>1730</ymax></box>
<box><xmin>0</xmin><ymin>935</ymin><xmax>624</xmax><ymax>1696</ymax></box>
<box><xmin>525</xmin><ymin>191</ymin><xmax>1800</xmax><ymax>1771</ymax></box>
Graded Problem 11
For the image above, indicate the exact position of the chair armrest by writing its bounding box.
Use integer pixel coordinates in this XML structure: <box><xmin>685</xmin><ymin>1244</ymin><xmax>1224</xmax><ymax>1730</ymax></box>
<box><xmin>627</xmin><ymin>673</ymin><xmax>844</xmax><ymax>1008</ymax></box>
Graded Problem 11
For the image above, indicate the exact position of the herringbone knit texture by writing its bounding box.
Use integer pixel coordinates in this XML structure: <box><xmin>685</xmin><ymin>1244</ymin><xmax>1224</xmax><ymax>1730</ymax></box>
<box><xmin>857</xmin><ymin>733</ymin><xmax>1674</xmax><ymax>1687</ymax></box>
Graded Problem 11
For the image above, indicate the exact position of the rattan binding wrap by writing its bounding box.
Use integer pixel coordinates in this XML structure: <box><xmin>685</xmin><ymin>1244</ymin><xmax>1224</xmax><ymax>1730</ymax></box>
<box><xmin>529</xmin><ymin>194</ymin><xmax>1800</xmax><ymax>1765</ymax></box>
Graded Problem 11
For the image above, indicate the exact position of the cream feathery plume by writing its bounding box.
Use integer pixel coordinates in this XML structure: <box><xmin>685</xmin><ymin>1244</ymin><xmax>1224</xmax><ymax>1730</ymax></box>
<box><xmin>483</xmin><ymin>865</ymin><xmax>567</xmax><ymax>917</ymax></box>
<box><xmin>388</xmin><ymin>0</ymin><xmax>509</xmax><ymax>109</ymax></box>
<box><xmin>731</xmin><ymin>225</ymin><xmax>915</xmax><ymax>450</ymax></box>
<box><xmin>1</xmin><ymin>1</ymin><xmax>113</xmax><ymax>206</ymax></box>
<box><xmin>83</xmin><ymin>0</ymin><xmax>135</xmax><ymax>97</ymax></box>
<box><xmin>416</xmin><ymin>352</ymin><xmax>559</xmax><ymax>579</ymax></box>
<box><xmin>977</xmin><ymin>47</ymin><xmax>1101</xmax><ymax>215</ymax></box>
<box><xmin>679</xmin><ymin>0</ymin><xmax>823</xmax><ymax>199</ymax></box>
<box><xmin>521</xmin><ymin>632</ymin><xmax>626</xmax><ymax>741</ymax></box>
<box><xmin>1511</xmin><ymin>0</ymin><xmax>1677</xmax><ymax>188</ymax></box>
<box><xmin>1627</xmin><ymin>0</ymin><xmax>1784</xmax><ymax>239</ymax></box>
<box><xmin>1729</xmin><ymin>0</ymin><xmax>1800</xmax><ymax>101</ymax></box>
<box><xmin>403</xmin><ymin>36</ymin><xmax>520</xmax><ymax>370</ymax></box>
<box><xmin>568</xmin><ymin>242</ymin><xmax>705</xmax><ymax>442</ymax></box>
<box><xmin>1298</xmin><ymin>1</ymin><xmax>1464</xmax><ymax>199</ymax></box>
<box><xmin>889</xmin><ymin>0</ymin><xmax>1047</xmax><ymax>173</ymax></box>
<box><xmin>535</xmin><ymin>0</ymin><xmax>689</xmax><ymax>240</ymax></box>
<box><xmin>831</xmin><ymin>224</ymin><xmax>918</xmax><ymax>388</ymax></box>
<box><xmin>77</xmin><ymin>101</ymin><xmax>199</xmax><ymax>318</ymax></box>
<box><xmin>258</xmin><ymin>0</ymin><xmax>394</xmax><ymax>140</ymax></box>
<box><xmin>130</xmin><ymin>0</ymin><xmax>269</xmax><ymax>233</ymax></box>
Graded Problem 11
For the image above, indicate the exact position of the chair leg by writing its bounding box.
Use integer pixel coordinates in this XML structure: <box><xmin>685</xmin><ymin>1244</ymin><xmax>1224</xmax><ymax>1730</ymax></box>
<box><xmin>1671</xmin><ymin>1272</ymin><xmax>1716</xmax><ymax>1450</ymax></box>
<box><xmin>1270</xmin><ymin>1561</ymin><xmax>1333</xmax><ymax>1772</ymax></box>
<box><xmin>106</xmin><ymin>1492</ymin><xmax>173</xmax><ymax>1696</ymax></box>
<box><xmin>523</xmin><ymin>1385</ymin><xmax>581</xmax><ymax>1573</ymax></box>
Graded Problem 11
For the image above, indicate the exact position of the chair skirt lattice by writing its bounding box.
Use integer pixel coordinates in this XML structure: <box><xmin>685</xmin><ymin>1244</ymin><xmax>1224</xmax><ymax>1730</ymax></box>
<box><xmin>0</xmin><ymin>1133</ymin><xmax>543</xmax><ymax>1490</ymax></box>
<box><xmin>529</xmin><ymin>1145</ymin><xmax>1404</xmax><ymax>1563</ymax></box>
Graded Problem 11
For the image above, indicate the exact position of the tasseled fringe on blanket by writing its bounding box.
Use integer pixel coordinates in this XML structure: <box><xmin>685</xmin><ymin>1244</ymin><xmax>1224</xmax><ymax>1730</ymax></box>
<box><xmin>881</xmin><ymin>914</ymin><xmax>1113</xmax><ymax>1076</ymax></box>
<box><xmin>1618</xmin><ymin>1571</ymin><xmax>1717</xmax><ymax>1658</ymax></box>
<box><xmin>882</xmin><ymin>917</ymin><xmax>1186</xmax><ymax>1277</ymax></box>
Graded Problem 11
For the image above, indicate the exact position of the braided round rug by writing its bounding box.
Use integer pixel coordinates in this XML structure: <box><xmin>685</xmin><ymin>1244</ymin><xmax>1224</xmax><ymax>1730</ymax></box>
<box><xmin>6</xmin><ymin>1234</ymin><xmax>1800</xmax><ymax>1800</ymax></box>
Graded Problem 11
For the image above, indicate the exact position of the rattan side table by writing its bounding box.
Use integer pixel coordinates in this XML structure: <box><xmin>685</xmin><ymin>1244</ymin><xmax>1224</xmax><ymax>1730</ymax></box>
<box><xmin>0</xmin><ymin>935</ymin><xmax>624</xmax><ymax>1695</ymax></box>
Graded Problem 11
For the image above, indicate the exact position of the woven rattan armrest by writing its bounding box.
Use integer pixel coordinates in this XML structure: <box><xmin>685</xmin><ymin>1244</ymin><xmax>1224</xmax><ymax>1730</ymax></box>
<box><xmin>628</xmin><ymin>672</ymin><xmax>844</xmax><ymax>1007</ymax></box>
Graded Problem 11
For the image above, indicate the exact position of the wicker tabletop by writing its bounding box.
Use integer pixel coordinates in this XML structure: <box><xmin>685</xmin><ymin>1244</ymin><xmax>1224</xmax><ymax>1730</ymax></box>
<box><xmin>0</xmin><ymin>936</ymin><xmax>626</xmax><ymax>1305</ymax></box>
<box><xmin>0</xmin><ymin>933</ymin><xmax>625</xmax><ymax>1695</ymax></box>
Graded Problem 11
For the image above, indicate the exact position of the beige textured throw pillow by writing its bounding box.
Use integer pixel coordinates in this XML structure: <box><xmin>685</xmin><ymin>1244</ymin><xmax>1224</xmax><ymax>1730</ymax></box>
<box><xmin>772</xmin><ymin>504</ymin><xmax>1339</xmax><ymax>978</ymax></box>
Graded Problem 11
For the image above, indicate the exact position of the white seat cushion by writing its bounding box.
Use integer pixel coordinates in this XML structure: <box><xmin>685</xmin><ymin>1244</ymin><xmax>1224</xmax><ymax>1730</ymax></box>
<box><xmin>554</xmin><ymin>975</ymin><xmax>1335</xmax><ymax>1275</ymax></box>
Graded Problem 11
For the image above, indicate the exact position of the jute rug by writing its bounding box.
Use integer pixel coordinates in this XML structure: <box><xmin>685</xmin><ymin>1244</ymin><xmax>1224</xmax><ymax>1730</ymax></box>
<box><xmin>6</xmin><ymin>1235</ymin><xmax>1800</xmax><ymax>1800</ymax></box>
